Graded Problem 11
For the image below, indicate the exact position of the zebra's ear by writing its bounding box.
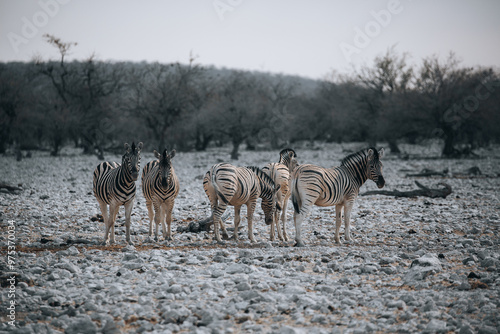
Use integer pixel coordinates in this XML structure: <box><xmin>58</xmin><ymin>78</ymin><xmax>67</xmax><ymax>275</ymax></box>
<box><xmin>367</xmin><ymin>149</ymin><xmax>374</xmax><ymax>159</ymax></box>
<box><xmin>154</xmin><ymin>150</ymin><xmax>161</xmax><ymax>159</ymax></box>
<box><xmin>137</xmin><ymin>142</ymin><xmax>143</xmax><ymax>151</ymax></box>
<box><xmin>378</xmin><ymin>148</ymin><xmax>385</xmax><ymax>159</ymax></box>
<box><xmin>124</xmin><ymin>143</ymin><xmax>131</xmax><ymax>152</ymax></box>
<box><xmin>170</xmin><ymin>149</ymin><xmax>176</xmax><ymax>159</ymax></box>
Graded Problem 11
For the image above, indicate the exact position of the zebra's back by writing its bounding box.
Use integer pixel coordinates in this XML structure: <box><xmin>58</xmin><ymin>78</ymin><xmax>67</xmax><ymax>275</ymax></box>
<box><xmin>93</xmin><ymin>161</ymin><xmax>136</xmax><ymax>205</ymax></box>
<box><xmin>142</xmin><ymin>160</ymin><xmax>179</xmax><ymax>202</ymax></box>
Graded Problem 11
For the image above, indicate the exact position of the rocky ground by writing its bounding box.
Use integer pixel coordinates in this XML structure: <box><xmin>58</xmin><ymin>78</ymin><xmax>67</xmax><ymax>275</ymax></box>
<box><xmin>1</xmin><ymin>142</ymin><xmax>499</xmax><ymax>334</ymax></box>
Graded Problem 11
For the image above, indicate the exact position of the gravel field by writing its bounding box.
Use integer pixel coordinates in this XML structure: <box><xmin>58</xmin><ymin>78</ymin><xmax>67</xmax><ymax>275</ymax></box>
<box><xmin>1</xmin><ymin>142</ymin><xmax>499</xmax><ymax>334</ymax></box>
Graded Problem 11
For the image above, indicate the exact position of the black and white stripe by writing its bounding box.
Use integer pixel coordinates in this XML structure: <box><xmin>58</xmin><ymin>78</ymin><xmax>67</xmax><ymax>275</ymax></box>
<box><xmin>203</xmin><ymin>163</ymin><xmax>281</xmax><ymax>243</ymax></box>
<box><xmin>261</xmin><ymin>148</ymin><xmax>298</xmax><ymax>241</ymax></box>
<box><xmin>291</xmin><ymin>147</ymin><xmax>385</xmax><ymax>246</ymax></box>
<box><xmin>262</xmin><ymin>162</ymin><xmax>290</xmax><ymax>241</ymax></box>
<box><xmin>279</xmin><ymin>148</ymin><xmax>298</xmax><ymax>171</ymax></box>
<box><xmin>142</xmin><ymin>149</ymin><xmax>180</xmax><ymax>241</ymax></box>
<box><xmin>93</xmin><ymin>142</ymin><xmax>143</xmax><ymax>244</ymax></box>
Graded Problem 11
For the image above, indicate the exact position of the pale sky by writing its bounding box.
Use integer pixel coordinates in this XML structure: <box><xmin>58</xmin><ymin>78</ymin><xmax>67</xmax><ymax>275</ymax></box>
<box><xmin>1</xmin><ymin>0</ymin><xmax>499</xmax><ymax>79</ymax></box>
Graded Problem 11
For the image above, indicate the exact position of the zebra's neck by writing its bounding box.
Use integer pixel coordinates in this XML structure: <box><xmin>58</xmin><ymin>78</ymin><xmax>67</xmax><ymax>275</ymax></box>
<box><xmin>341</xmin><ymin>152</ymin><xmax>369</xmax><ymax>188</ymax></box>
<box><xmin>118</xmin><ymin>163</ymin><xmax>134</xmax><ymax>186</ymax></box>
<box><xmin>258</xmin><ymin>178</ymin><xmax>274</xmax><ymax>199</ymax></box>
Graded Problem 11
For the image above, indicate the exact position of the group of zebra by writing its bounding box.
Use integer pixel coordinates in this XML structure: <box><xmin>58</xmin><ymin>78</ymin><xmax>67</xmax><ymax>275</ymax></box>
<box><xmin>92</xmin><ymin>142</ymin><xmax>385</xmax><ymax>247</ymax></box>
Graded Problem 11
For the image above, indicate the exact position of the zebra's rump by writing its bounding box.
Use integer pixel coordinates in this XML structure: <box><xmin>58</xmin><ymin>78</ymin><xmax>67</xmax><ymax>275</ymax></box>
<box><xmin>93</xmin><ymin>161</ymin><xmax>136</xmax><ymax>205</ymax></box>
<box><xmin>262</xmin><ymin>162</ymin><xmax>290</xmax><ymax>195</ymax></box>
<box><xmin>204</xmin><ymin>163</ymin><xmax>261</xmax><ymax>206</ymax></box>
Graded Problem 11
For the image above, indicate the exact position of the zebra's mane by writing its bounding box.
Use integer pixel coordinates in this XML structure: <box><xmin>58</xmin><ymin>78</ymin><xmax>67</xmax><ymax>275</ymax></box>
<box><xmin>341</xmin><ymin>147</ymin><xmax>378</xmax><ymax>166</ymax></box>
<box><xmin>246</xmin><ymin>166</ymin><xmax>276</xmax><ymax>187</ymax></box>
<box><xmin>279</xmin><ymin>148</ymin><xmax>297</xmax><ymax>158</ymax></box>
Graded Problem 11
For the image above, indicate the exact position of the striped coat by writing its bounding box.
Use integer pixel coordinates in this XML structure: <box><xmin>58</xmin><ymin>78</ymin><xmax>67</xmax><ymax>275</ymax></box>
<box><xmin>291</xmin><ymin>148</ymin><xmax>385</xmax><ymax>246</ymax></box>
<box><xmin>142</xmin><ymin>149</ymin><xmax>179</xmax><ymax>241</ymax></box>
<box><xmin>262</xmin><ymin>162</ymin><xmax>290</xmax><ymax>241</ymax></box>
<box><xmin>203</xmin><ymin>163</ymin><xmax>280</xmax><ymax>243</ymax></box>
<box><xmin>93</xmin><ymin>142</ymin><xmax>143</xmax><ymax>244</ymax></box>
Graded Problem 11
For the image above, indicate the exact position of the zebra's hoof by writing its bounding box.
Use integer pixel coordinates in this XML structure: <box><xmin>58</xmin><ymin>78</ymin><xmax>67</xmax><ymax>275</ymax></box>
<box><xmin>294</xmin><ymin>241</ymin><xmax>306</xmax><ymax>247</ymax></box>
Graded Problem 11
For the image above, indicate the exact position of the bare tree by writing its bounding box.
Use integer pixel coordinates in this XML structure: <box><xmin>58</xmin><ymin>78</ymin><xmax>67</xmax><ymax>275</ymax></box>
<box><xmin>0</xmin><ymin>64</ymin><xmax>27</xmax><ymax>153</ymax></box>
<box><xmin>260</xmin><ymin>75</ymin><xmax>297</xmax><ymax>148</ymax></box>
<box><xmin>127</xmin><ymin>58</ymin><xmax>203</xmax><ymax>151</ymax></box>
<box><xmin>356</xmin><ymin>47</ymin><xmax>413</xmax><ymax>152</ymax></box>
<box><xmin>211</xmin><ymin>71</ymin><xmax>269</xmax><ymax>160</ymax></box>
<box><xmin>413</xmin><ymin>53</ymin><xmax>486</xmax><ymax>156</ymax></box>
<box><xmin>35</xmin><ymin>34</ymin><xmax>124</xmax><ymax>158</ymax></box>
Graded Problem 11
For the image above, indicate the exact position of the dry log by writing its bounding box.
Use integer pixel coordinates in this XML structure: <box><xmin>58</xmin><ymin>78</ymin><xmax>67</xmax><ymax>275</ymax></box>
<box><xmin>0</xmin><ymin>183</ymin><xmax>22</xmax><ymax>193</ymax></box>
<box><xmin>406</xmin><ymin>168</ymin><xmax>448</xmax><ymax>177</ymax></box>
<box><xmin>177</xmin><ymin>212</ymin><xmax>231</xmax><ymax>233</ymax></box>
<box><xmin>361</xmin><ymin>181</ymin><xmax>452</xmax><ymax>198</ymax></box>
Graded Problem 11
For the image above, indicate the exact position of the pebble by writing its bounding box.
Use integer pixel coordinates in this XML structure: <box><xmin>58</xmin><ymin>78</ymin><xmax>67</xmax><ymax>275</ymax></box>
<box><xmin>2</xmin><ymin>145</ymin><xmax>499</xmax><ymax>334</ymax></box>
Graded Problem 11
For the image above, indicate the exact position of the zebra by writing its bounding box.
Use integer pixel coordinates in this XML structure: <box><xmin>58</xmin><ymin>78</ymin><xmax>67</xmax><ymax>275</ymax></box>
<box><xmin>291</xmin><ymin>148</ymin><xmax>385</xmax><ymax>247</ymax></box>
<box><xmin>261</xmin><ymin>148</ymin><xmax>299</xmax><ymax>241</ymax></box>
<box><xmin>203</xmin><ymin>163</ymin><xmax>281</xmax><ymax>243</ymax></box>
<box><xmin>262</xmin><ymin>162</ymin><xmax>290</xmax><ymax>241</ymax></box>
<box><xmin>279</xmin><ymin>148</ymin><xmax>298</xmax><ymax>170</ymax></box>
<box><xmin>93</xmin><ymin>142</ymin><xmax>143</xmax><ymax>245</ymax></box>
<box><xmin>141</xmin><ymin>149</ymin><xmax>180</xmax><ymax>242</ymax></box>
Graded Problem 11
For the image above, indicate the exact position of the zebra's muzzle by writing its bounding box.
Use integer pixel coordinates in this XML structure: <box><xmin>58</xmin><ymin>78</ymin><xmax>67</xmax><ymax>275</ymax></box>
<box><xmin>131</xmin><ymin>171</ymin><xmax>139</xmax><ymax>181</ymax></box>
<box><xmin>161</xmin><ymin>178</ymin><xmax>168</xmax><ymax>188</ymax></box>
<box><xmin>377</xmin><ymin>176</ymin><xmax>385</xmax><ymax>188</ymax></box>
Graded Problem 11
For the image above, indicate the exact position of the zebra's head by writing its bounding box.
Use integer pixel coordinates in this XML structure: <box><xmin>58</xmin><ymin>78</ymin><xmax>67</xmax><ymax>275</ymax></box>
<box><xmin>262</xmin><ymin>183</ymin><xmax>282</xmax><ymax>225</ymax></box>
<box><xmin>367</xmin><ymin>148</ymin><xmax>385</xmax><ymax>188</ymax></box>
<box><xmin>123</xmin><ymin>142</ymin><xmax>143</xmax><ymax>181</ymax></box>
<box><xmin>279</xmin><ymin>148</ymin><xmax>298</xmax><ymax>170</ymax></box>
<box><xmin>154</xmin><ymin>149</ymin><xmax>175</xmax><ymax>188</ymax></box>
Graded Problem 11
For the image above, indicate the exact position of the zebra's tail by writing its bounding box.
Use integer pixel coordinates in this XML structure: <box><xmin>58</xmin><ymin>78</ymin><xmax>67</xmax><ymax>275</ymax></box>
<box><xmin>291</xmin><ymin>174</ymin><xmax>301</xmax><ymax>214</ymax></box>
<box><xmin>211</xmin><ymin>169</ymin><xmax>227</xmax><ymax>205</ymax></box>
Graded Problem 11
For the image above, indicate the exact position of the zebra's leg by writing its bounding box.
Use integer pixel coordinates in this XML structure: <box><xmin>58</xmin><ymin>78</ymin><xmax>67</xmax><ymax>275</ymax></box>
<box><xmin>124</xmin><ymin>200</ymin><xmax>134</xmax><ymax>245</ymax></box>
<box><xmin>219</xmin><ymin>216</ymin><xmax>229</xmax><ymax>240</ymax></box>
<box><xmin>146</xmin><ymin>200</ymin><xmax>154</xmax><ymax>240</ymax></box>
<box><xmin>334</xmin><ymin>204</ymin><xmax>343</xmax><ymax>244</ymax></box>
<box><xmin>212</xmin><ymin>206</ymin><xmax>226</xmax><ymax>243</ymax></box>
<box><xmin>247</xmin><ymin>201</ymin><xmax>257</xmax><ymax>243</ymax></box>
<box><xmin>232</xmin><ymin>205</ymin><xmax>241</xmax><ymax>241</ymax></box>
<box><xmin>164</xmin><ymin>201</ymin><xmax>174</xmax><ymax>241</ymax></box>
<box><xmin>272</xmin><ymin>191</ymin><xmax>283</xmax><ymax>241</ymax></box>
<box><xmin>344</xmin><ymin>202</ymin><xmax>354</xmax><ymax>242</ymax></box>
<box><xmin>153</xmin><ymin>201</ymin><xmax>161</xmax><ymax>242</ymax></box>
<box><xmin>293</xmin><ymin>211</ymin><xmax>305</xmax><ymax>247</ymax></box>
<box><xmin>98</xmin><ymin>201</ymin><xmax>110</xmax><ymax>245</ymax></box>
<box><xmin>270</xmin><ymin>211</ymin><xmax>276</xmax><ymax>241</ymax></box>
<box><xmin>107</xmin><ymin>203</ymin><xmax>119</xmax><ymax>245</ymax></box>
<box><xmin>281</xmin><ymin>192</ymin><xmax>291</xmax><ymax>241</ymax></box>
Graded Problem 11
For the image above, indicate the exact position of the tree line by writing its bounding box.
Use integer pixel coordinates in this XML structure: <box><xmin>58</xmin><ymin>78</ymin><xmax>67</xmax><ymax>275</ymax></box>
<box><xmin>1</xmin><ymin>37</ymin><xmax>499</xmax><ymax>159</ymax></box>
